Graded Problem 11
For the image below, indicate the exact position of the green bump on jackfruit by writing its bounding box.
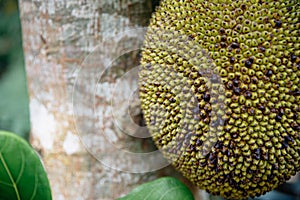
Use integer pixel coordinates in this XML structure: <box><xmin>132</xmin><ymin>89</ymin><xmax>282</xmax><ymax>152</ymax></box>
<box><xmin>139</xmin><ymin>0</ymin><xmax>300</xmax><ymax>199</ymax></box>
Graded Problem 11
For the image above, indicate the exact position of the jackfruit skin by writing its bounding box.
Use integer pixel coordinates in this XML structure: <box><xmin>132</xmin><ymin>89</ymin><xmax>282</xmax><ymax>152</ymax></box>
<box><xmin>139</xmin><ymin>0</ymin><xmax>300</xmax><ymax>199</ymax></box>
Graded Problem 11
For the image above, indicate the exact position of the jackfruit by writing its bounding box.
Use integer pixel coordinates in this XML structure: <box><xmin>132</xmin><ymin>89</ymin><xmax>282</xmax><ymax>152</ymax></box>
<box><xmin>139</xmin><ymin>0</ymin><xmax>300</xmax><ymax>199</ymax></box>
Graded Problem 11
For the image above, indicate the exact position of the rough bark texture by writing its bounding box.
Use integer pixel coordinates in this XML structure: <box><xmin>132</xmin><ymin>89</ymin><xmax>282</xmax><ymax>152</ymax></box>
<box><xmin>19</xmin><ymin>0</ymin><xmax>206</xmax><ymax>199</ymax></box>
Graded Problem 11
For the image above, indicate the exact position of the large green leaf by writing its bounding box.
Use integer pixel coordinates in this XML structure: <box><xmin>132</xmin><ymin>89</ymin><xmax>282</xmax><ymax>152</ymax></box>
<box><xmin>0</xmin><ymin>131</ymin><xmax>52</xmax><ymax>200</ymax></box>
<box><xmin>117</xmin><ymin>177</ymin><xmax>194</xmax><ymax>200</ymax></box>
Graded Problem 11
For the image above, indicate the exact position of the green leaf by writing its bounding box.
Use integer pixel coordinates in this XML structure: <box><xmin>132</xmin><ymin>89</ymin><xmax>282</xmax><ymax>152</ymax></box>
<box><xmin>0</xmin><ymin>130</ymin><xmax>52</xmax><ymax>200</ymax></box>
<box><xmin>117</xmin><ymin>177</ymin><xmax>194</xmax><ymax>200</ymax></box>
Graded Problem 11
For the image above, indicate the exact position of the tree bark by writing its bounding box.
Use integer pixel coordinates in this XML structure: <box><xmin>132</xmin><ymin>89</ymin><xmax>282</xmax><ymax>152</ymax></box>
<box><xmin>18</xmin><ymin>0</ymin><xmax>207</xmax><ymax>199</ymax></box>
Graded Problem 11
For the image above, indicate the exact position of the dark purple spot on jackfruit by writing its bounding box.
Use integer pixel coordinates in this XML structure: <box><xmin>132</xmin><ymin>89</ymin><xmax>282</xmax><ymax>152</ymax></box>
<box><xmin>204</xmin><ymin>105</ymin><xmax>211</xmax><ymax>112</ymax></box>
<box><xmin>209</xmin><ymin>152</ymin><xmax>216</xmax><ymax>160</ymax></box>
<box><xmin>230</xmin><ymin>57</ymin><xmax>235</xmax><ymax>63</ymax></box>
<box><xmin>245</xmin><ymin>60</ymin><xmax>252</xmax><ymax>67</ymax></box>
<box><xmin>258</xmin><ymin>104</ymin><xmax>265</xmax><ymax>111</ymax></box>
<box><xmin>221</xmin><ymin>35</ymin><xmax>227</xmax><ymax>42</ymax></box>
<box><xmin>251</xmin><ymin>77</ymin><xmax>258</xmax><ymax>84</ymax></box>
<box><xmin>232</xmin><ymin>133</ymin><xmax>238</xmax><ymax>139</ymax></box>
<box><xmin>253</xmin><ymin>148</ymin><xmax>261</xmax><ymax>160</ymax></box>
<box><xmin>229</xmin><ymin>178</ymin><xmax>236</xmax><ymax>187</ymax></box>
<box><xmin>244</xmin><ymin>91</ymin><xmax>252</xmax><ymax>99</ymax></box>
<box><xmin>220</xmin><ymin>42</ymin><xmax>227</xmax><ymax>48</ymax></box>
<box><xmin>259</xmin><ymin>46</ymin><xmax>266</xmax><ymax>52</ymax></box>
<box><xmin>169</xmin><ymin>97</ymin><xmax>176</xmax><ymax>103</ymax></box>
<box><xmin>228</xmin><ymin>141</ymin><xmax>235</xmax><ymax>149</ymax></box>
<box><xmin>263</xmin><ymin>152</ymin><xmax>269</xmax><ymax>160</ymax></box>
<box><xmin>249</xmin><ymin>57</ymin><xmax>254</xmax><ymax>63</ymax></box>
<box><xmin>275</xmin><ymin>20</ymin><xmax>282</xmax><ymax>28</ymax></box>
<box><xmin>199</xmin><ymin>161</ymin><xmax>206</xmax><ymax>167</ymax></box>
<box><xmin>233</xmin><ymin>78</ymin><xmax>239</xmax><ymax>87</ymax></box>
<box><xmin>267</xmin><ymin>174</ymin><xmax>275</xmax><ymax>182</ymax></box>
<box><xmin>204</xmin><ymin>93</ymin><xmax>211</xmax><ymax>102</ymax></box>
<box><xmin>266</xmin><ymin>70</ymin><xmax>273</xmax><ymax>77</ymax></box>
<box><xmin>249</xmin><ymin>108</ymin><xmax>255</xmax><ymax>115</ymax></box>
<box><xmin>200</xmin><ymin>112</ymin><xmax>208</xmax><ymax>120</ymax></box>
<box><xmin>291</xmin><ymin>123</ymin><xmax>300</xmax><ymax>131</ymax></box>
<box><xmin>290</xmin><ymin>89</ymin><xmax>300</xmax><ymax>96</ymax></box>
<box><xmin>270</xmin><ymin>33</ymin><xmax>274</xmax><ymax>39</ymax></box>
<box><xmin>157</xmin><ymin>138</ymin><xmax>162</xmax><ymax>144</ymax></box>
<box><xmin>219</xmin><ymin>28</ymin><xmax>225</xmax><ymax>34</ymax></box>
<box><xmin>284</xmin><ymin>135</ymin><xmax>294</xmax><ymax>143</ymax></box>
<box><xmin>241</xmin><ymin>105</ymin><xmax>247</xmax><ymax>113</ymax></box>
<box><xmin>275</xmin><ymin>114</ymin><xmax>282</xmax><ymax>122</ymax></box>
<box><xmin>247</xmin><ymin>168</ymin><xmax>254</xmax><ymax>174</ymax></box>
<box><xmin>281</xmin><ymin>140</ymin><xmax>288</xmax><ymax>149</ymax></box>
<box><xmin>231</xmin><ymin>42</ymin><xmax>240</xmax><ymax>49</ymax></box>
<box><xmin>227</xmin><ymin>81</ymin><xmax>234</xmax><ymax>89</ymax></box>
<box><xmin>291</xmin><ymin>54</ymin><xmax>297</xmax><ymax>63</ymax></box>
<box><xmin>188</xmin><ymin>144</ymin><xmax>196</xmax><ymax>152</ymax></box>
<box><xmin>209</xmin><ymin>157</ymin><xmax>217</xmax><ymax>165</ymax></box>
<box><xmin>233</xmin><ymin>87</ymin><xmax>241</xmax><ymax>95</ymax></box>
<box><xmin>236</xmin><ymin>24</ymin><xmax>242</xmax><ymax>31</ymax></box>
<box><xmin>196</xmin><ymin>139</ymin><xmax>203</xmax><ymax>146</ymax></box>
<box><xmin>214</xmin><ymin>141</ymin><xmax>223</xmax><ymax>149</ymax></box>
<box><xmin>279</xmin><ymin>108</ymin><xmax>285</xmax><ymax>116</ymax></box>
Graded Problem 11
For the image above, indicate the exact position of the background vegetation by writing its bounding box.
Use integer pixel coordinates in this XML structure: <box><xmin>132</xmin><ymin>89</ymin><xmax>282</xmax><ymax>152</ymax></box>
<box><xmin>0</xmin><ymin>0</ymin><xmax>30</xmax><ymax>140</ymax></box>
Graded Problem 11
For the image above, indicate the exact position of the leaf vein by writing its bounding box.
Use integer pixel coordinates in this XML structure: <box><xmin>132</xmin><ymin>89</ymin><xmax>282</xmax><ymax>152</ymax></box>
<box><xmin>29</xmin><ymin>170</ymin><xmax>38</xmax><ymax>200</ymax></box>
<box><xmin>0</xmin><ymin>150</ymin><xmax>21</xmax><ymax>200</ymax></box>
<box><xmin>0</xmin><ymin>180</ymin><xmax>13</xmax><ymax>187</ymax></box>
<box><xmin>159</xmin><ymin>186</ymin><xmax>182</xmax><ymax>200</ymax></box>
<box><xmin>0</xmin><ymin>135</ymin><xmax>8</xmax><ymax>152</ymax></box>
<box><xmin>16</xmin><ymin>147</ymin><xmax>25</xmax><ymax>184</ymax></box>
<box><xmin>144</xmin><ymin>181</ymin><xmax>164</xmax><ymax>200</ymax></box>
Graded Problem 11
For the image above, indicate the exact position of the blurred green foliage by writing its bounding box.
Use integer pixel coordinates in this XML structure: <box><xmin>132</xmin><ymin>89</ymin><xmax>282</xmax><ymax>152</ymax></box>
<box><xmin>0</xmin><ymin>0</ymin><xmax>30</xmax><ymax>140</ymax></box>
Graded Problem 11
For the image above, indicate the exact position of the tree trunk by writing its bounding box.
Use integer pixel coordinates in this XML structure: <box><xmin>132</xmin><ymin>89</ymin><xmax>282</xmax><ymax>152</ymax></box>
<box><xmin>18</xmin><ymin>0</ymin><xmax>204</xmax><ymax>200</ymax></box>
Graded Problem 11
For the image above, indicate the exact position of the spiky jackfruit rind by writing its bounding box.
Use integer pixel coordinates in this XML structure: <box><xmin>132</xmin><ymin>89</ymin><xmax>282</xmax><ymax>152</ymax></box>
<box><xmin>139</xmin><ymin>0</ymin><xmax>300</xmax><ymax>199</ymax></box>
